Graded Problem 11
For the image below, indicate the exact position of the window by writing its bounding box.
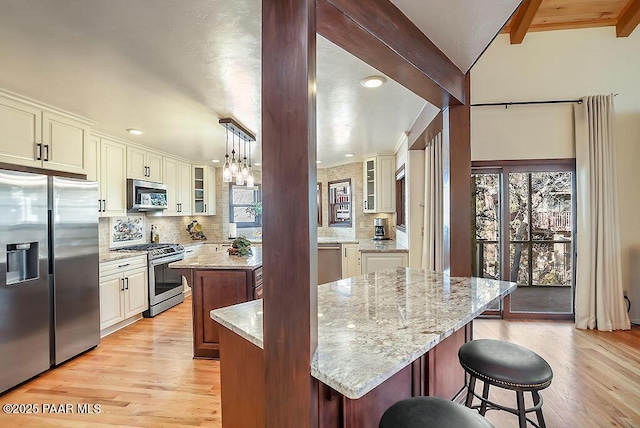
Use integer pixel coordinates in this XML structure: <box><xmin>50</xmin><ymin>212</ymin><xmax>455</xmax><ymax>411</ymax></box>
<box><xmin>229</xmin><ymin>184</ymin><xmax>261</xmax><ymax>228</ymax></box>
<box><xmin>328</xmin><ymin>179</ymin><xmax>351</xmax><ymax>227</ymax></box>
<box><xmin>395</xmin><ymin>165</ymin><xmax>406</xmax><ymax>232</ymax></box>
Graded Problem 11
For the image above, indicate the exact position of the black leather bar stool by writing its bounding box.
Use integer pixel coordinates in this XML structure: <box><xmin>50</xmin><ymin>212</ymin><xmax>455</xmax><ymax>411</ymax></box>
<box><xmin>379</xmin><ymin>396</ymin><xmax>495</xmax><ymax>428</ymax></box>
<box><xmin>458</xmin><ymin>339</ymin><xmax>553</xmax><ymax>428</ymax></box>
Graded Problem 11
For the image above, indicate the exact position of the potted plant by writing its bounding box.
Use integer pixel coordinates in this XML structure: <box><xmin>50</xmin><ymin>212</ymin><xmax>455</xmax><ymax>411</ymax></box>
<box><xmin>227</xmin><ymin>235</ymin><xmax>253</xmax><ymax>256</ymax></box>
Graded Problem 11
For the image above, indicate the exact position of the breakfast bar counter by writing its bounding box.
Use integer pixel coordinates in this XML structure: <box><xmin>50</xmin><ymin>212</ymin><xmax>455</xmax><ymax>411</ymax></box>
<box><xmin>211</xmin><ymin>268</ymin><xmax>516</xmax><ymax>427</ymax></box>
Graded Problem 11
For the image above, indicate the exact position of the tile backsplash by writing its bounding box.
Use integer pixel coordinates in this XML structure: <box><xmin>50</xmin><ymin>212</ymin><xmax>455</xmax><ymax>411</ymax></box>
<box><xmin>99</xmin><ymin>161</ymin><xmax>396</xmax><ymax>251</ymax></box>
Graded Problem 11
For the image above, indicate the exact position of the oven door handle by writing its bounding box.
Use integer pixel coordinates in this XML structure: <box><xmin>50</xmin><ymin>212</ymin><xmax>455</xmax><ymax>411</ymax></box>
<box><xmin>149</xmin><ymin>254</ymin><xmax>185</xmax><ymax>266</ymax></box>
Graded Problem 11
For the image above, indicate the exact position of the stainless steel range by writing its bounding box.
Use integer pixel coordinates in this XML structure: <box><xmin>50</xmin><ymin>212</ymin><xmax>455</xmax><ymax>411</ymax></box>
<box><xmin>115</xmin><ymin>243</ymin><xmax>185</xmax><ymax>317</ymax></box>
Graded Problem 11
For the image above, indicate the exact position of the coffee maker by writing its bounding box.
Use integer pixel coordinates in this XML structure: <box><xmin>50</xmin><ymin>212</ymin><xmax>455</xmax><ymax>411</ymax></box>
<box><xmin>372</xmin><ymin>218</ymin><xmax>389</xmax><ymax>240</ymax></box>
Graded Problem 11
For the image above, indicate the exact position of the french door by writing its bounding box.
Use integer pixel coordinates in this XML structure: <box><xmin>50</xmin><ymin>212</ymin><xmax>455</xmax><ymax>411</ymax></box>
<box><xmin>472</xmin><ymin>160</ymin><xmax>575</xmax><ymax>320</ymax></box>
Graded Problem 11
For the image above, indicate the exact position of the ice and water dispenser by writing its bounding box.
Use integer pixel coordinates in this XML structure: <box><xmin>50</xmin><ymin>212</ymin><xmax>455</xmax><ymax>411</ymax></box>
<box><xmin>6</xmin><ymin>242</ymin><xmax>39</xmax><ymax>285</ymax></box>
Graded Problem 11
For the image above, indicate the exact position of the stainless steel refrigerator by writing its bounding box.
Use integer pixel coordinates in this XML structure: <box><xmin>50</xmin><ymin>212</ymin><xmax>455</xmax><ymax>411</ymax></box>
<box><xmin>0</xmin><ymin>170</ymin><xmax>99</xmax><ymax>394</ymax></box>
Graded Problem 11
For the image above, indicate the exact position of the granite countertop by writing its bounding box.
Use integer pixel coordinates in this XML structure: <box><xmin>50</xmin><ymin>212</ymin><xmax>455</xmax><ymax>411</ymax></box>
<box><xmin>211</xmin><ymin>268</ymin><xmax>516</xmax><ymax>400</ymax></box>
<box><xmin>99</xmin><ymin>250</ymin><xmax>147</xmax><ymax>263</ymax></box>
<box><xmin>317</xmin><ymin>237</ymin><xmax>359</xmax><ymax>244</ymax></box>
<box><xmin>357</xmin><ymin>239</ymin><xmax>408</xmax><ymax>253</ymax></box>
<box><xmin>169</xmin><ymin>247</ymin><xmax>262</xmax><ymax>270</ymax></box>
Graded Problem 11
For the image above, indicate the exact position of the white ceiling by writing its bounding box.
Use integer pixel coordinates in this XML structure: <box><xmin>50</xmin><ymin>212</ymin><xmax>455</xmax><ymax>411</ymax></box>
<box><xmin>390</xmin><ymin>0</ymin><xmax>521</xmax><ymax>73</ymax></box>
<box><xmin>0</xmin><ymin>1</ymin><xmax>517</xmax><ymax>169</ymax></box>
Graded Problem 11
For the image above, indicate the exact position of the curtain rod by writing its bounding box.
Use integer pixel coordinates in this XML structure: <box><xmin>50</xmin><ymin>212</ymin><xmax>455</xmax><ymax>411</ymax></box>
<box><xmin>471</xmin><ymin>94</ymin><xmax>618</xmax><ymax>108</ymax></box>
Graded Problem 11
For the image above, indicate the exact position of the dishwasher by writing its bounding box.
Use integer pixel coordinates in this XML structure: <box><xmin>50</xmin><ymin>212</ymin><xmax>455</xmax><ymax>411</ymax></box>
<box><xmin>318</xmin><ymin>243</ymin><xmax>342</xmax><ymax>285</ymax></box>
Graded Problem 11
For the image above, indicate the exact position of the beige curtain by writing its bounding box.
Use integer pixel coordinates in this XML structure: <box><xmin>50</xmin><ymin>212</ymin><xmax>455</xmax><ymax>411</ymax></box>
<box><xmin>574</xmin><ymin>95</ymin><xmax>630</xmax><ymax>331</ymax></box>
<box><xmin>421</xmin><ymin>132</ymin><xmax>443</xmax><ymax>271</ymax></box>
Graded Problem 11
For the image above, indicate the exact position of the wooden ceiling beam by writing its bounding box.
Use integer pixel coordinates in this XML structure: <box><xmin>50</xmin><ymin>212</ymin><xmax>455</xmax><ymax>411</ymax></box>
<box><xmin>510</xmin><ymin>0</ymin><xmax>543</xmax><ymax>44</ymax></box>
<box><xmin>408</xmin><ymin>109</ymin><xmax>442</xmax><ymax>151</ymax></box>
<box><xmin>316</xmin><ymin>0</ymin><xmax>465</xmax><ymax>107</ymax></box>
<box><xmin>617</xmin><ymin>0</ymin><xmax>640</xmax><ymax>37</ymax></box>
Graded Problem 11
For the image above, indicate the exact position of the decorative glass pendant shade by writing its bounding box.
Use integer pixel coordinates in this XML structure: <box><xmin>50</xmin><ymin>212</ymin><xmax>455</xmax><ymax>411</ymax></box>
<box><xmin>222</xmin><ymin>130</ymin><xmax>232</xmax><ymax>183</ymax></box>
<box><xmin>246</xmin><ymin>168</ymin><xmax>254</xmax><ymax>187</ymax></box>
<box><xmin>230</xmin><ymin>134</ymin><xmax>239</xmax><ymax>176</ymax></box>
<box><xmin>222</xmin><ymin>156</ymin><xmax>232</xmax><ymax>183</ymax></box>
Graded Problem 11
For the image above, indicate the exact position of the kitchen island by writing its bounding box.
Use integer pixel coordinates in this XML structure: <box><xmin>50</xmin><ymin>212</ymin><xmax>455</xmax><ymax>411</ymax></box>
<box><xmin>169</xmin><ymin>248</ymin><xmax>262</xmax><ymax>359</ymax></box>
<box><xmin>211</xmin><ymin>268</ymin><xmax>516</xmax><ymax>427</ymax></box>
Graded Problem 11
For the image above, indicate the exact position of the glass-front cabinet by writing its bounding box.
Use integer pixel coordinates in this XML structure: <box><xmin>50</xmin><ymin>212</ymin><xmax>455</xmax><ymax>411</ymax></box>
<box><xmin>192</xmin><ymin>165</ymin><xmax>217</xmax><ymax>215</ymax></box>
<box><xmin>364</xmin><ymin>157</ymin><xmax>376</xmax><ymax>213</ymax></box>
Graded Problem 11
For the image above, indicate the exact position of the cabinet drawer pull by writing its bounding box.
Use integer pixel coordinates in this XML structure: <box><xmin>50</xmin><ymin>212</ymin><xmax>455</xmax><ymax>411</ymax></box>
<box><xmin>121</xmin><ymin>278</ymin><xmax>125</xmax><ymax>291</ymax></box>
<box><xmin>36</xmin><ymin>143</ymin><xmax>42</xmax><ymax>160</ymax></box>
<box><xmin>118</xmin><ymin>263</ymin><xmax>130</xmax><ymax>268</ymax></box>
<box><xmin>43</xmin><ymin>144</ymin><xmax>49</xmax><ymax>161</ymax></box>
<box><xmin>125</xmin><ymin>277</ymin><xmax>129</xmax><ymax>290</ymax></box>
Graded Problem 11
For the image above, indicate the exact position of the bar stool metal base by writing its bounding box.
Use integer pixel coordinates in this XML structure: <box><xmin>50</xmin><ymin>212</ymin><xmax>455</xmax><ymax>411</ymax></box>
<box><xmin>465</xmin><ymin>375</ymin><xmax>546</xmax><ymax>428</ymax></box>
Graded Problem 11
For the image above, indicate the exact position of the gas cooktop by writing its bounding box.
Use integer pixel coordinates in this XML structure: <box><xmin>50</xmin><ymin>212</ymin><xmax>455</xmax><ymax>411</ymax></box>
<box><xmin>115</xmin><ymin>243</ymin><xmax>184</xmax><ymax>259</ymax></box>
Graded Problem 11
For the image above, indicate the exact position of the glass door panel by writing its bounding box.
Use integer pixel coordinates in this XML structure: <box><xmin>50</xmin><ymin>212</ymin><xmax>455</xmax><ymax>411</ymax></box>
<box><xmin>507</xmin><ymin>170</ymin><xmax>574</xmax><ymax>315</ymax></box>
<box><xmin>472</xmin><ymin>172</ymin><xmax>501</xmax><ymax>311</ymax></box>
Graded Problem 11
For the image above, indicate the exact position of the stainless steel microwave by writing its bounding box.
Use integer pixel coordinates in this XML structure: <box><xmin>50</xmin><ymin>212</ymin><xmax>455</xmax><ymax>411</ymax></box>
<box><xmin>127</xmin><ymin>179</ymin><xmax>168</xmax><ymax>211</ymax></box>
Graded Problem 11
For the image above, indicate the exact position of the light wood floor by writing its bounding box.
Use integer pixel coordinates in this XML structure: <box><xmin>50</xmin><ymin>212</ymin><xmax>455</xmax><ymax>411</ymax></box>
<box><xmin>1</xmin><ymin>298</ymin><xmax>639</xmax><ymax>427</ymax></box>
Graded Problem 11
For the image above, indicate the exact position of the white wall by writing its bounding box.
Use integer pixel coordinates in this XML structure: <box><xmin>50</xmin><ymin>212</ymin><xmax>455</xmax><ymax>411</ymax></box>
<box><xmin>471</xmin><ymin>27</ymin><xmax>640</xmax><ymax>322</ymax></box>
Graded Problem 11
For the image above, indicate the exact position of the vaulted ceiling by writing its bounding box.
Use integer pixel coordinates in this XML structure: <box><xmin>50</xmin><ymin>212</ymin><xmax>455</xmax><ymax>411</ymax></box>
<box><xmin>503</xmin><ymin>0</ymin><xmax>640</xmax><ymax>44</ymax></box>
<box><xmin>1</xmin><ymin>1</ymin><xmax>634</xmax><ymax>170</ymax></box>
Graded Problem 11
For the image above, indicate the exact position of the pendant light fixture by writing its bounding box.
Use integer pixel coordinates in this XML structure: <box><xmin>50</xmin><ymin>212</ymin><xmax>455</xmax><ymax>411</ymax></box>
<box><xmin>219</xmin><ymin>117</ymin><xmax>256</xmax><ymax>185</ymax></box>
<box><xmin>222</xmin><ymin>127</ymin><xmax>232</xmax><ymax>183</ymax></box>
<box><xmin>230</xmin><ymin>131</ymin><xmax>239</xmax><ymax>176</ymax></box>
<box><xmin>241</xmin><ymin>138</ymin><xmax>249</xmax><ymax>179</ymax></box>
<box><xmin>246</xmin><ymin>141</ymin><xmax>255</xmax><ymax>187</ymax></box>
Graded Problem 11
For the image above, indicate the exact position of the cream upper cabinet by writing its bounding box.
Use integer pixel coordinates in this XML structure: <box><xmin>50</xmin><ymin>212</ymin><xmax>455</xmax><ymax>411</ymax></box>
<box><xmin>363</xmin><ymin>154</ymin><xmax>395</xmax><ymax>213</ymax></box>
<box><xmin>127</xmin><ymin>146</ymin><xmax>163</xmax><ymax>182</ymax></box>
<box><xmin>41</xmin><ymin>111</ymin><xmax>90</xmax><ymax>174</ymax></box>
<box><xmin>0</xmin><ymin>91</ymin><xmax>92</xmax><ymax>174</ymax></box>
<box><xmin>178</xmin><ymin>161</ymin><xmax>192</xmax><ymax>215</ymax></box>
<box><xmin>163</xmin><ymin>157</ymin><xmax>192</xmax><ymax>215</ymax></box>
<box><xmin>0</xmin><ymin>94</ymin><xmax>42</xmax><ymax>168</ymax></box>
<box><xmin>193</xmin><ymin>165</ymin><xmax>217</xmax><ymax>215</ymax></box>
<box><xmin>99</xmin><ymin>138</ymin><xmax>127</xmax><ymax>217</ymax></box>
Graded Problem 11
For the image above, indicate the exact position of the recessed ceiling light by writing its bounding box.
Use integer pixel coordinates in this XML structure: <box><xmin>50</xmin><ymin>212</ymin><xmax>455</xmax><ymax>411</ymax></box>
<box><xmin>360</xmin><ymin>76</ymin><xmax>387</xmax><ymax>88</ymax></box>
<box><xmin>254</xmin><ymin>162</ymin><xmax>262</xmax><ymax>166</ymax></box>
<box><xmin>345</xmin><ymin>153</ymin><xmax>354</xmax><ymax>158</ymax></box>
<box><xmin>127</xmin><ymin>128</ymin><xmax>143</xmax><ymax>135</ymax></box>
<box><xmin>211</xmin><ymin>159</ymin><xmax>220</xmax><ymax>163</ymax></box>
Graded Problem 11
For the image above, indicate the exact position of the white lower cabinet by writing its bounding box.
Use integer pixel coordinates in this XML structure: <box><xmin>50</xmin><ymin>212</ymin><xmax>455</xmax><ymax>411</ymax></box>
<box><xmin>342</xmin><ymin>244</ymin><xmax>361</xmax><ymax>279</ymax></box>
<box><xmin>99</xmin><ymin>255</ymin><xmax>148</xmax><ymax>331</ymax></box>
<box><xmin>360</xmin><ymin>252</ymin><xmax>408</xmax><ymax>274</ymax></box>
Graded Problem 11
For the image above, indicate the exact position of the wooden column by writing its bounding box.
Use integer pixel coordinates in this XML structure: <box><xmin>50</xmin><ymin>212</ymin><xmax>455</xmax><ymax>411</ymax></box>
<box><xmin>442</xmin><ymin>73</ymin><xmax>472</xmax><ymax>276</ymax></box>
<box><xmin>262</xmin><ymin>0</ymin><xmax>318</xmax><ymax>427</ymax></box>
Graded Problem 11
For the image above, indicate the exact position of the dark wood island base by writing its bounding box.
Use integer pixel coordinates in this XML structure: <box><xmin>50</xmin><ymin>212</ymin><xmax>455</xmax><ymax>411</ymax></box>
<box><xmin>217</xmin><ymin>322</ymin><xmax>471</xmax><ymax>428</ymax></box>
<box><xmin>170</xmin><ymin>251</ymin><xmax>263</xmax><ymax>359</ymax></box>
